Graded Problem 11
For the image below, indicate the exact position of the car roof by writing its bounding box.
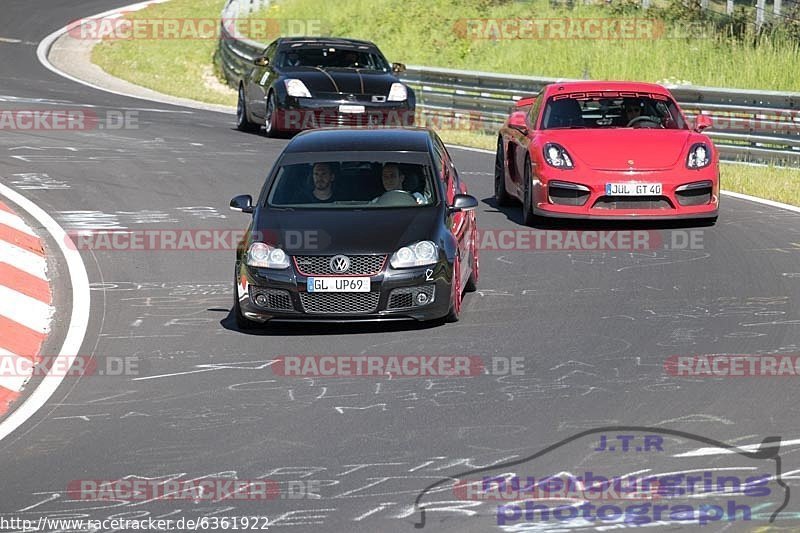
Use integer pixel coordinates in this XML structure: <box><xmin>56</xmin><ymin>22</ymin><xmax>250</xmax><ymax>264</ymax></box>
<box><xmin>541</xmin><ymin>81</ymin><xmax>673</xmax><ymax>98</ymax></box>
<box><xmin>284</xmin><ymin>128</ymin><xmax>433</xmax><ymax>153</ymax></box>
<box><xmin>276</xmin><ymin>36</ymin><xmax>378</xmax><ymax>50</ymax></box>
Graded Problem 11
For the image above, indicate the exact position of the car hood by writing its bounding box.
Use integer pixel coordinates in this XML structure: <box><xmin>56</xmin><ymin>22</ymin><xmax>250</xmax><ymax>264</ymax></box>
<box><xmin>544</xmin><ymin>129</ymin><xmax>695</xmax><ymax>171</ymax></box>
<box><xmin>281</xmin><ymin>68</ymin><xmax>398</xmax><ymax>96</ymax></box>
<box><xmin>256</xmin><ymin>207</ymin><xmax>440</xmax><ymax>255</ymax></box>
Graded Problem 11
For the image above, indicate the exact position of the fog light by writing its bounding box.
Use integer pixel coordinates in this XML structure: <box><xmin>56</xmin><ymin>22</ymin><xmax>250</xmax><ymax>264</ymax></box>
<box><xmin>254</xmin><ymin>293</ymin><xmax>268</xmax><ymax>307</ymax></box>
<box><xmin>415</xmin><ymin>292</ymin><xmax>429</xmax><ymax>305</ymax></box>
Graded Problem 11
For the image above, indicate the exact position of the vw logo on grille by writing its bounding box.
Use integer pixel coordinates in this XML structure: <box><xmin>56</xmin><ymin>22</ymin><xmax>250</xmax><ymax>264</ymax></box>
<box><xmin>329</xmin><ymin>255</ymin><xmax>351</xmax><ymax>273</ymax></box>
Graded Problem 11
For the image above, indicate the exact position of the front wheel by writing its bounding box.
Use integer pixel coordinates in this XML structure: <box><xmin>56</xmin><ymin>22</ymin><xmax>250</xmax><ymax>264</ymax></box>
<box><xmin>522</xmin><ymin>158</ymin><xmax>536</xmax><ymax>226</ymax></box>
<box><xmin>264</xmin><ymin>92</ymin><xmax>280</xmax><ymax>137</ymax></box>
<box><xmin>494</xmin><ymin>138</ymin><xmax>513</xmax><ymax>206</ymax></box>
<box><xmin>236</xmin><ymin>86</ymin><xmax>260</xmax><ymax>133</ymax></box>
<box><xmin>465</xmin><ymin>229</ymin><xmax>479</xmax><ymax>292</ymax></box>
<box><xmin>446</xmin><ymin>256</ymin><xmax>463</xmax><ymax>322</ymax></box>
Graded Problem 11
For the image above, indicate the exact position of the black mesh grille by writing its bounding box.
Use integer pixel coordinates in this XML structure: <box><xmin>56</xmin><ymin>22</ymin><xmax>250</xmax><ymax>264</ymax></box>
<box><xmin>294</xmin><ymin>255</ymin><xmax>386</xmax><ymax>276</ymax></box>
<box><xmin>299</xmin><ymin>292</ymin><xmax>380</xmax><ymax>314</ymax></box>
<box><xmin>549</xmin><ymin>184</ymin><xmax>590</xmax><ymax>206</ymax></box>
<box><xmin>387</xmin><ymin>285</ymin><xmax>436</xmax><ymax>310</ymax></box>
<box><xmin>249</xmin><ymin>288</ymin><xmax>293</xmax><ymax>311</ymax></box>
<box><xmin>676</xmin><ymin>188</ymin><xmax>712</xmax><ymax>206</ymax></box>
<box><xmin>592</xmin><ymin>196</ymin><xmax>672</xmax><ymax>210</ymax></box>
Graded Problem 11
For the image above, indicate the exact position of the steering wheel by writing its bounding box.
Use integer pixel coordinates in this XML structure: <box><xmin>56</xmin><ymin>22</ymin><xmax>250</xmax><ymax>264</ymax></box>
<box><xmin>375</xmin><ymin>189</ymin><xmax>418</xmax><ymax>206</ymax></box>
<box><xmin>627</xmin><ymin>115</ymin><xmax>663</xmax><ymax>128</ymax></box>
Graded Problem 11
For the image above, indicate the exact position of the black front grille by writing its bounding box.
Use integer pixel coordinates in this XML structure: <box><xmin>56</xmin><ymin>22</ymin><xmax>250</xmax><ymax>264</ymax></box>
<box><xmin>299</xmin><ymin>292</ymin><xmax>380</xmax><ymax>314</ymax></box>
<box><xmin>294</xmin><ymin>255</ymin><xmax>386</xmax><ymax>276</ymax></box>
<box><xmin>387</xmin><ymin>285</ymin><xmax>436</xmax><ymax>310</ymax></box>
<box><xmin>249</xmin><ymin>288</ymin><xmax>293</xmax><ymax>311</ymax></box>
<box><xmin>676</xmin><ymin>187</ymin><xmax>712</xmax><ymax>206</ymax></box>
<box><xmin>549</xmin><ymin>184</ymin><xmax>590</xmax><ymax>206</ymax></box>
<box><xmin>592</xmin><ymin>196</ymin><xmax>672</xmax><ymax>210</ymax></box>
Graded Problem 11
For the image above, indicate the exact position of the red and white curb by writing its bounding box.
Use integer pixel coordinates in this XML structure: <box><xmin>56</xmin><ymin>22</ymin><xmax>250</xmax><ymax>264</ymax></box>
<box><xmin>0</xmin><ymin>183</ymin><xmax>88</xmax><ymax>443</ymax></box>
<box><xmin>0</xmin><ymin>201</ymin><xmax>53</xmax><ymax>414</ymax></box>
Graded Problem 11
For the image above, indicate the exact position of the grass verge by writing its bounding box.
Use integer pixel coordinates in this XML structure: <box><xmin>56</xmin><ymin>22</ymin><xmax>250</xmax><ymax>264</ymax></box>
<box><xmin>91</xmin><ymin>0</ymin><xmax>235</xmax><ymax>106</ymax></box>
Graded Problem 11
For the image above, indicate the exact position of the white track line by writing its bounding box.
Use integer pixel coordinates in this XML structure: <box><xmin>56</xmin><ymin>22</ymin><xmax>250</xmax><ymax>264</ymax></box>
<box><xmin>0</xmin><ymin>183</ymin><xmax>90</xmax><ymax>443</ymax></box>
<box><xmin>447</xmin><ymin>145</ymin><xmax>800</xmax><ymax>216</ymax></box>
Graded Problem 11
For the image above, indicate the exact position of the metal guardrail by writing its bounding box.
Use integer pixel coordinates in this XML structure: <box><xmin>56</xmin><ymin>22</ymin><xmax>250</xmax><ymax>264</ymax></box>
<box><xmin>215</xmin><ymin>16</ymin><xmax>800</xmax><ymax>166</ymax></box>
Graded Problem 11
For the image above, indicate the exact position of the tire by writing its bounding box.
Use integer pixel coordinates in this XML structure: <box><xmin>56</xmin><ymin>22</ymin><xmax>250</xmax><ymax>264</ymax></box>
<box><xmin>696</xmin><ymin>216</ymin><xmax>718</xmax><ymax>227</ymax></box>
<box><xmin>264</xmin><ymin>92</ymin><xmax>279</xmax><ymax>138</ymax></box>
<box><xmin>446</xmin><ymin>256</ymin><xmax>463</xmax><ymax>323</ymax></box>
<box><xmin>236</xmin><ymin>86</ymin><xmax>260</xmax><ymax>133</ymax></box>
<box><xmin>522</xmin><ymin>156</ymin><xmax>537</xmax><ymax>227</ymax></box>
<box><xmin>465</xmin><ymin>230</ymin><xmax>479</xmax><ymax>292</ymax></box>
<box><xmin>494</xmin><ymin>138</ymin><xmax>513</xmax><ymax>206</ymax></box>
<box><xmin>233</xmin><ymin>274</ymin><xmax>258</xmax><ymax>330</ymax></box>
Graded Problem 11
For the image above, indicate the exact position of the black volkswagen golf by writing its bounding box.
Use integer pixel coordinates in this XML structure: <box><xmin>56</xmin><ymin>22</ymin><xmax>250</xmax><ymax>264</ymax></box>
<box><xmin>236</xmin><ymin>37</ymin><xmax>415</xmax><ymax>136</ymax></box>
<box><xmin>230</xmin><ymin>128</ymin><xmax>479</xmax><ymax>328</ymax></box>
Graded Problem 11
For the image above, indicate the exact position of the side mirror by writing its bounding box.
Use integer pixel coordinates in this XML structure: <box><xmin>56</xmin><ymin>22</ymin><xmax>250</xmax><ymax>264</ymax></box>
<box><xmin>230</xmin><ymin>194</ymin><xmax>254</xmax><ymax>213</ymax></box>
<box><xmin>253</xmin><ymin>56</ymin><xmax>270</xmax><ymax>67</ymax></box>
<box><xmin>392</xmin><ymin>62</ymin><xmax>406</xmax><ymax>74</ymax></box>
<box><xmin>695</xmin><ymin>114</ymin><xmax>712</xmax><ymax>132</ymax></box>
<box><xmin>507</xmin><ymin>110</ymin><xmax>529</xmax><ymax>136</ymax></box>
<box><xmin>450</xmin><ymin>194</ymin><xmax>479</xmax><ymax>213</ymax></box>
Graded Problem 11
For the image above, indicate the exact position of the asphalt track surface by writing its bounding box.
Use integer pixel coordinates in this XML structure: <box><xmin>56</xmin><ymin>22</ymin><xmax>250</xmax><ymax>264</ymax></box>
<box><xmin>2</xmin><ymin>1</ymin><xmax>800</xmax><ymax>532</ymax></box>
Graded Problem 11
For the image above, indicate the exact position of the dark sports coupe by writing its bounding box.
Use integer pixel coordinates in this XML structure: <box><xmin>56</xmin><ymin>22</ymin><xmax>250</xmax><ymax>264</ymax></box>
<box><xmin>230</xmin><ymin>128</ymin><xmax>479</xmax><ymax>327</ymax></box>
<box><xmin>236</xmin><ymin>36</ymin><xmax>415</xmax><ymax>136</ymax></box>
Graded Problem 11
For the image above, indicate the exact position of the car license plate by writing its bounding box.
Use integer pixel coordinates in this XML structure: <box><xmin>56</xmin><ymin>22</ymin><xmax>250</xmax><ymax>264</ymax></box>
<box><xmin>307</xmin><ymin>277</ymin><xmax>371</xmax><ymax>293</ymax></box>
<box><xmin>605</xmin><ymin>182</ymin><xmax>662</xmax><ymax>196</ymax></box>
<box><xmin>338</xmin><ymin>104</ymin><xmax>365</xmax><ymax>114</ymax></box>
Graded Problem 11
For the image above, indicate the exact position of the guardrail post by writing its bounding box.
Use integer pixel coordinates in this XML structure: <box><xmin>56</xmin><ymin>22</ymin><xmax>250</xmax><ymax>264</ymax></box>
<box><xmin>756</xmin><ymin>0</ymin><xmax>766</xmax><ymax>30</ymax></box>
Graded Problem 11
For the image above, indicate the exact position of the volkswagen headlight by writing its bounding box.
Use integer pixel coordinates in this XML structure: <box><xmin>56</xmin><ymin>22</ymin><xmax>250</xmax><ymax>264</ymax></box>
<box><xmin>247</xmin><ymin>242</ymin><xmax>290</xmax><ymax>269</ymax></box>
<box><xmin>387</xmin><ymin>83</ymin><xmax>408</xmax><ymax>102</ymax></box>
<box><xmin>390</xmin><ymin>241</ymin><xmax>438</xmax><ymax>268</ymax></box>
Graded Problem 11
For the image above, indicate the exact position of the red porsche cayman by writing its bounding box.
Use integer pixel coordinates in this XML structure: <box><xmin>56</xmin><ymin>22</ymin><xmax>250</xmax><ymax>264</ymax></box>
<box><xmin>495</xmin><ymin>81</ymin><xmax>719</xmax><ymax>225</ymax></box>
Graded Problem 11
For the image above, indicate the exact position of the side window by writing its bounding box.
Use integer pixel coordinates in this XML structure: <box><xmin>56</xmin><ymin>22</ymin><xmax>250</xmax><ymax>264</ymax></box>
<box><xmin>430</xmin><ymin>136</ymin><xmax>446</xmax><ymax>184</ymax></box>
<box><xmin>265</xmin><ymin>42</ymin><xmax>277</xmax><ymax>62</ymax></box>
<box><xmin>527</xmin><ymin>94</ymin><xmax>542</xmax><ymax>129</ymax></box>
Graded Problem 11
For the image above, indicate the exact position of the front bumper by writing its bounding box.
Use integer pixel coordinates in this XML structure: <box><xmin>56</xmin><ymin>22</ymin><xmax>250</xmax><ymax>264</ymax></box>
<box><xmin>236</xmin><ymin>260</ymin><xmax>450</xmax><ymax>323</ymax></box>
<box><xmin>274</xmin><ymin>98</ymin><xmax>415</xmax><ymax>132</ymax></box>
<box><xmin>533</xmin><ymin>167</ymin><xmax>719</xmax><ymax>220</ymax></box>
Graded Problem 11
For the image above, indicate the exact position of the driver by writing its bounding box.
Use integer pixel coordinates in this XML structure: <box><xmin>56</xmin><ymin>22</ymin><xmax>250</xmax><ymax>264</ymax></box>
<box><xmin>376</xmin><ymin>164</ymin><xmax>425</xmax><ymax>204</ymax></box>
<box><xmin>622</xmin><ymin>98</ymin><xmax>644</xmax><ymax>125</ymax></box>
<box><xmin>307</xmin><ymin>163</ymin><xmax>336</xmax><ymax>203</ymax></box>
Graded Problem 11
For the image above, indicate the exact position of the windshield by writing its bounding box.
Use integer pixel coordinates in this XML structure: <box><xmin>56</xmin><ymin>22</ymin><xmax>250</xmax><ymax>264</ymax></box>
<box><xmin>268</xmin><ymin>160</ymin><xmax>436</xmax><ymax>208</ymax></box>
<box><xmin>277</xmin><ymin>46</ymin><xmax>390</xmax><ymax>71</ymax></box>
<box><xmin>541</xmin><ymin>93</ymin><xmax>687</xmax><ymax>130</ymax></box>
